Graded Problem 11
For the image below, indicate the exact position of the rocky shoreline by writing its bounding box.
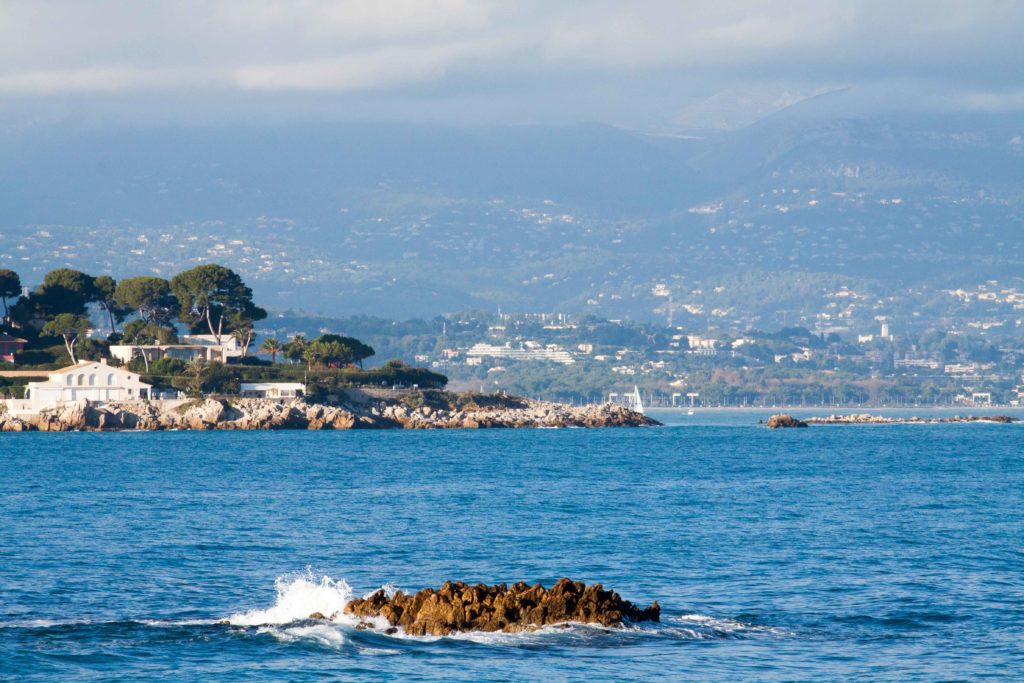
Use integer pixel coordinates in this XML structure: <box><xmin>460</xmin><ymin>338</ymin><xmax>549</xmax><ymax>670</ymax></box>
<box><xmin>766</xmin><ymin>412</ymin><xmax>1020</xmax><ymax>428</ymax></box>
<box><xmin>0</xmin><ymin>395</ymin><xmax>659</xmax><ymax>432</ymax></box>
<box><xmin>341</xmin><ymin>578</ymin><xmax>660</xmax><ymax>635</ymax></box>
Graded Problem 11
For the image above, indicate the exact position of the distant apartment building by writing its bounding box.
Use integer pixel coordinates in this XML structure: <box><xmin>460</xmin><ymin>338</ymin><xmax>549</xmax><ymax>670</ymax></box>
<box><xmin>466</xmin><ymin>342</ymin><xmax>575</xmax><ymax>365</ymax></box>
<box><xmin>686</xmin><ymin>335</ymin><xmax>718</xmax><ymax>350</ymax></box>
<box><xmin>895</xmin><ymin>358</ymin><xmax>942</xmax><ymax>370</ymax></box>
<box><xmin>944</xmin><ymin>363</ymin><xmax>979</xmax><ymax>375</ymax></box>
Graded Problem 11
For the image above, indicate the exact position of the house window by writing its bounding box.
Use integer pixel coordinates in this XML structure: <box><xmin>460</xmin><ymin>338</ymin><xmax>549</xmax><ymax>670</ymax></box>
<box><xmin>77</xmin><ymin>374</ymin><xmax>85</xmax><ymax>386</ymax></box>
<box><xmin>66</xmin><ymin>375</ymin><xmax>74</xmax><ymax>386</ymax></box>
<box><xmin>89</xmin><ymin>374</ymin><xmax>96</xmax><ymax>386</ymax></box>
<box><xmin>108</xmin><ymin>374</ymin><xmax>114</xmax><ymax>386</ymax></box>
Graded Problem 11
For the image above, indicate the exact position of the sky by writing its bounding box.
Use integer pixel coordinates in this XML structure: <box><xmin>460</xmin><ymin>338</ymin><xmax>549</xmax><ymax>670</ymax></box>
<box><xmin>1</xmin><ymin>0</ymin><xmax>1023</xmax><ymax>131</ymax></box>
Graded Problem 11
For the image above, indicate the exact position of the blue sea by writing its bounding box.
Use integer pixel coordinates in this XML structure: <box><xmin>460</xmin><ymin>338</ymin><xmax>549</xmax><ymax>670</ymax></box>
<box><xmin>2</xmin><ymin>409</ymin><xmax>1023</xmax><ymax>681</ymax></box>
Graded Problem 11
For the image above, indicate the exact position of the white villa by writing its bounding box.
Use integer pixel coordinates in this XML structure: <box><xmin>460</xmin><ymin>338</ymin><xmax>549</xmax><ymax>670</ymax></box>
<box><xmin>13</xmin><ymin>360</ymin><xmax>152</xmax><ymax>412</ymax></box>
<box><xmin>182</xmin><ymin>334</ymin><xmax>242</xmax><ymax>358</ymax></box>
<box><xmin>109</xmin><ymin>343</ymin><xmax>232</xmax><ymax>365</ymax></box>
<box><xmin>239</xmin><ymin>382</ymin><xmax>305</xmax><ymax>399</ymax></box>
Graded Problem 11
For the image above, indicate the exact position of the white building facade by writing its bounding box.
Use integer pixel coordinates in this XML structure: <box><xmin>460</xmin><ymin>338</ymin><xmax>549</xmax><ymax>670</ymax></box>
<box><xmin>182</xmin><ymin>334</ymin><xmax>243</xmax><ymax>358</ymax></box>
<box><xmin>239</xmin><ymin>382</ymin><xmax>305</xmax><ymax>399</ymax></box>
<box><xmin>109</xmin><ymin>344</ymin><xmax>231</xmax><ymax>365</ymax></box>
<box><xmin>22</xmin><ymin>360</ymin><xmax>152</xmax><ymax>405</ymax></box>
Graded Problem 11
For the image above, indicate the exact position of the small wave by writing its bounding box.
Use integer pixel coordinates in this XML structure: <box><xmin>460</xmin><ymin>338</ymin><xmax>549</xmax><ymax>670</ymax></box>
<box><xmin>665</xmin><ymin>613</ymin><xmax>790</xmax><ymax>639</ymax></box>
<box><xmin>0</xmin><ymin>618</ymin><xmax>95</xmax><ymax>629</ymax></box>
<box><xmin>142</xmin><ymin>618</ymin><xmax>219</xmax><ymax>627</ymax></box>
<box><xmin>2</xmin><ymin>617</ymin><xmax>224</xmax><ymax>630</ymax></box>
<box><xmin>257</xmin><ymin>623</ymin><xmax>347</xmax><ymax>647</ymax></box>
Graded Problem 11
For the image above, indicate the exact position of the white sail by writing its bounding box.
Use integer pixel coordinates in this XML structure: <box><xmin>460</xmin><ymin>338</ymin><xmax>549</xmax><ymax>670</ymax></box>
<box><xmin>626</xmin><ymin>386</ymin><xmax>645</xmax><ymax>415</ymax></box>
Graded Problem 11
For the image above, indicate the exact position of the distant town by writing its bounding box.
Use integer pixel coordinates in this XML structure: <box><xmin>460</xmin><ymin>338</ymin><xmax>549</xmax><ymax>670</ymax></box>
<box><xmin>3</xmin><ymin>259</ymin><xmax>1024</xmax><ymax>411</ymax></box>
<box><xmin>263</xmin><ymin>306</ymin><xmax>1024</xmax><ymax>408</ymax></box>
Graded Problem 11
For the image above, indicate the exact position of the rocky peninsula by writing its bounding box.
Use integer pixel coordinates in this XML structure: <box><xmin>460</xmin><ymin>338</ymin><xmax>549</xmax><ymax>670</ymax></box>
<box><xmin>0</xmin><ymin>392</ymin><xmax>658</xmax><ymax>432</ymax></box>
<box><xmin>340</xmin><ymin>578</ymin><xmax>660</xmax><ymax>635</ymax></box>
<box><xmin>765</xmin><ymin>412</ymin><xmax>1020</xmax><ymax>428</ymax></box>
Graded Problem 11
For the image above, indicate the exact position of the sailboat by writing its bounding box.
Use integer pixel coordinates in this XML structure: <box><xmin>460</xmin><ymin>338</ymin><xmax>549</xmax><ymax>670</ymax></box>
<box><xmin>625</xmin><ymin>386</ymin><xmax>645</xmax><ymax>415</ymax></box>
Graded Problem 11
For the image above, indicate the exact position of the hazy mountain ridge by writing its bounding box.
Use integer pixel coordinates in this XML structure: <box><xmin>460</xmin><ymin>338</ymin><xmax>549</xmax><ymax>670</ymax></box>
<box><xmin>1</xmin><ymin>95</ymin><xmax>1021</xmax><ymax>328</ymax></box>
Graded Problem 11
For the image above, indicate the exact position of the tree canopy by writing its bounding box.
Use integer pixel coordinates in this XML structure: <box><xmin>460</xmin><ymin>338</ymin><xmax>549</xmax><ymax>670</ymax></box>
<box><xmin>35</xmin><ymin>268</ymin><xmax>97</xmax><ymax>317</ymax></box>
<box><xmin>0</xmin><ymin>269</ymin><xmax>21</xmax><ymax>319</ymax></box>
<box><xmin>41</xmin><ymin>313</ymin><xmax>91</xmax><ymax>364</ymax></box>
<box><xmin>115</xmin><ymin>277</ymin><xmax>177</xmax><ymax>327</ymax></box>
<box><xmin>93</xmin><ymin>275</ymin><xmax>131</xmax><ymax>333</ymax></box>
<box><xmin>170</xmin><ymin>264</ymin><xmax>266</xmax><ymax>343</ymax></box>
<box><xmin>312</xmin><ymin>334</ymin><xmax>375</xmax><ymax>367</ymax></box>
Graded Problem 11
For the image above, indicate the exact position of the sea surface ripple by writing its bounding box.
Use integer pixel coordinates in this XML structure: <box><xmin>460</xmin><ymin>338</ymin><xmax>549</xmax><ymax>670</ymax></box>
<box><xmin>2</xmin><ymin>410</ymin><xmax>1023</xmax><ymax>681</ymax></box>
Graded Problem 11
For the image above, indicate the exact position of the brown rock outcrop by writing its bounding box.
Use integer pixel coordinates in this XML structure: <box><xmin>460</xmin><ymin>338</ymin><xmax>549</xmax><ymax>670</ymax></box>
<box><xmin>766</xmin><ymin>413</ymin><xmax>808</xmax><ymax>429</ymax></box>
<box><xmin>343</xmin><ymin>578</ymin><xmax>660</xmax><ymax>636</ymax></box>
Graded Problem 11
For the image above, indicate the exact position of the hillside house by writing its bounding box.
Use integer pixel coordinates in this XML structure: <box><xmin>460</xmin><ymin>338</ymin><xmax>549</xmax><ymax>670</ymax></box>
<box><xmin>0</xmin><ymin>334</ymin><xmax>27</xmax><ymax>363</ymax></box>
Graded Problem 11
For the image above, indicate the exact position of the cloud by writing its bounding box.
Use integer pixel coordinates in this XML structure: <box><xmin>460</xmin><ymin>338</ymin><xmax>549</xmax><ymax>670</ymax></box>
<box><xmin>0</xmin><ymin>1</ymin><xmax>1022</xmax><ymax>127</ymax></box>
<box><xmin>0</xmin><ymin>66</ymin><xmax>216</xmax><ymax>95</ymax></box>
<box><xmin>234</xmin><ymin>40</ymin><xmax>494</xmax><ymax>92</ymax></box>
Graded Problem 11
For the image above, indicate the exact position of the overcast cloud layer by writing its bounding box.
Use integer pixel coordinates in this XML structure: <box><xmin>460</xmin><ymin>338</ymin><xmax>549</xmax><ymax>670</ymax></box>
<box><xmin>1</xmin><ymin>0</ymin><xmax>1023</xmax><ymax>129</ymax></box>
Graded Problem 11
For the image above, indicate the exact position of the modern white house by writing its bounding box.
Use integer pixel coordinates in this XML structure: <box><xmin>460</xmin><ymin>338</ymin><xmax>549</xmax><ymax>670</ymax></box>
<box><xmin>17</xmin><ymin>359</ymin><xmax>152</xmax><ymax>410</ymax></box>
<box><xmin>182</xmin><ymin>334</ymin><xmax>243</xmax><ymax>358</ymax></box>
<box><xmin>239</xmin><ymin>382</ymin><xmax>305</xmax><ymax>399</ymax></box>
<box><xmin>109</xmin><ymin>343</ymin><xmax>232</xmax><ymax>365</ymax></box>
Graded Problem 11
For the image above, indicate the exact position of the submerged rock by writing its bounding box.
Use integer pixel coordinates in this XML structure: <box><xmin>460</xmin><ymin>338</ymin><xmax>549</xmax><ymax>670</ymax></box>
<box><xmin>344</xmin><ymin>578</ymin><xmax>660</xmax><ymax>636</ymax></box>
<box><xmin>766</xmin><ymin>413</ymin><xmax>808</xmax><ymax>429</ymax></box>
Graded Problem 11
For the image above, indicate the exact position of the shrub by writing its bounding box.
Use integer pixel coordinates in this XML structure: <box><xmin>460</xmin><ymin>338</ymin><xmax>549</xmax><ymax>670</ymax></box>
<box><xmin>149</xmin><ymin>356</ymin><xmax>186</xmax><ymax>376</ymax></box>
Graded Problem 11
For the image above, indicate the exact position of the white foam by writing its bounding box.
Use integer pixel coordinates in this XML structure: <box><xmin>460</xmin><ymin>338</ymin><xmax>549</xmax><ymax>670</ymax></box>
<box><xmin>143</xmin><ymin>618</ymin><xmax>218</xmax><ymax>627</ymax></box>
<box><xmin>257</xmin><ymin>624</ymin><xmax>346</xmax><ymax>647</ymax></box>
<box><xmin>0</xmin><ymin>618</ymin><xmax>91</xmax><ymax>628</ymax></box>
<box><xmin>667</xmin><ymin>613</ymin><xmax>790</xmax><ymax>638</ymax></box>
<box><xmin>226</xmin><ymin>570</ymin><xmax>355</xmax><ymax>626</ymax></box>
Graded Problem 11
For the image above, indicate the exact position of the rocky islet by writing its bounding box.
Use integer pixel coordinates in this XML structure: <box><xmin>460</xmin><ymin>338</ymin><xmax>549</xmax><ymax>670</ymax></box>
<box><xmin>341</xmin><ymin>578</ymin><xmax>661</xmax><ymax>636</ymax></box>
<box><xmin>765</xmin><ymin>412</ymin><xmax>1020</xmax><ymax>428</ymax></box>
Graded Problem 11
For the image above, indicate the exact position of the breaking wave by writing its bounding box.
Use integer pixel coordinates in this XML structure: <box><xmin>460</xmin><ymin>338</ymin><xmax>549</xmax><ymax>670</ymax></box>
<box><xmin>225</xmin><ymin>570</ymin><xmax>359</xmax><ymax>627</ymax></box>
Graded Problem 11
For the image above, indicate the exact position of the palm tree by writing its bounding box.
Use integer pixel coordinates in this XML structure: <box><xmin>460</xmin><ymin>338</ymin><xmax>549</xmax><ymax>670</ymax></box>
<box><xmin>283</xmin><ymin>334</ymin><xmax>307</xmax><ymax>364</ymax></box>
<box><xmin>186</xmin><ymin>357</ymin><xmax>208</xmax><ymax>395</ymax></box>
<box><xmin>260</xmin><ymin>337</ymin><xmax>283</xmax><ymax>363</ymax></box>
<box><xmin>302</xmin><ymin>345</ymin><xmax>321</xmax><ymax>372</ymax></box>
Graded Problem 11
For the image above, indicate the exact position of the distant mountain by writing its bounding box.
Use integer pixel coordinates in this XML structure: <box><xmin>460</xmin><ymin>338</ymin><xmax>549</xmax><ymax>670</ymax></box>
<box><xmin>0</xmin><ymin>101</ymin><xmax>1021</xmax><ymax>329</ymax></box>
<box><xmin>0</xmin><ymin>121</ymin><xmax>705</xmax><ymax>225</ymax></box>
